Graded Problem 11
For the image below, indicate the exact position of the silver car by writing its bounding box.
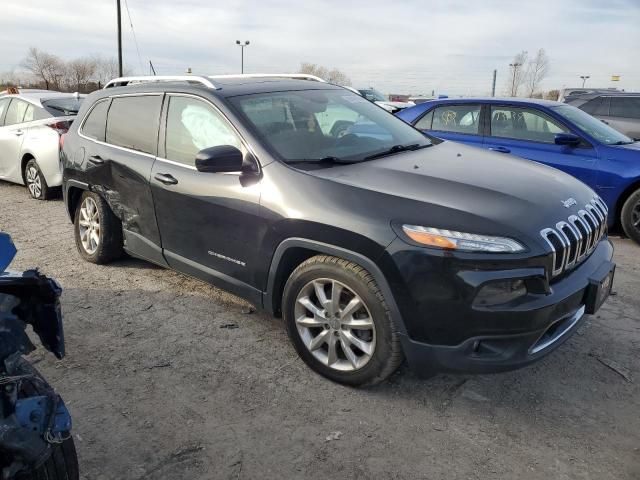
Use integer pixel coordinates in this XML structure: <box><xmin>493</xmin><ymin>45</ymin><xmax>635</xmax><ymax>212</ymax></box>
<box><xmin>568</xmin><ymin>93</ymin><xmax>640</xmax><ymax>140</ymax></box>
<box><xmin>0</xmin><ymin>91</ymin><xmax>82</xmax><ymax>199</ymax></box>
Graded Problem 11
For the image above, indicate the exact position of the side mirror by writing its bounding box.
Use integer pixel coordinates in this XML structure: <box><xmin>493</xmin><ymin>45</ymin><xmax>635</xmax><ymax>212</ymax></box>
<box><xmin>195</xmin><ymin>145</ymin><xmax>243</xmax><ymax>173</ymax></box>
<box><xmin>554</xmin><ymin>133</ymin><xmax>581</xmax><ymax>147</ymax></box>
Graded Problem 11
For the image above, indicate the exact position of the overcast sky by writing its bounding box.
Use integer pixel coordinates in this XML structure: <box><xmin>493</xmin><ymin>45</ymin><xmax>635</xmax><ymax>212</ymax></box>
<box><xmin>2</xmin><ymin>0</ymin><xmax>639</xmax><ymax>95</ymax></box>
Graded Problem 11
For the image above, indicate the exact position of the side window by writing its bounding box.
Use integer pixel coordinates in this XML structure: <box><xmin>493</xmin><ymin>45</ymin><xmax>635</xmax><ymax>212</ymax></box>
<box><xmin>22</xmin><ymin>105</ymin><xmax>34</xmax><ymax>123</ymax></box>
<box><xmin>415</xmin><ymin>109</ymin><xmax>434</xmax><ymax>130</ymax></box>
<box><xmin>0</xmin><ymin>98</ymin><xmax>9</xmax><ymax>125</ymax></box>
<box><xmin>4</xmin><ymin>99</ymin><xmax>29</xmax><ymax>126</ymax></box>
<box><xmin>81</xmin><ymin>100</ymin><xmax>110</xmax><ymax>142</ymax></box>
<box><xmin>581</xmin><ymin>97</ymin><xmax>610</xmax><ymax>116</ymax></box>
<box><xmin>431</xmin><ymin>105</ymin><xmax>481</xmax><ymax>134</ymax></box>
<box><xmin>490</xmin><ymin>106</ymin><xmax>568</xmax><ymax>143</ymax></box>
<box><xmin>610</xmin><ymin>97</ymin><xmax>640</xmax><ymax>119</ymax></box>
<box><xmin>165</xmin><ymin>96</ymin><xmax>242</xmax><ymax>166</ymax></box>
<box><xmin>106</xmin><ymin>95</ymin><xmax>162</xmax><ymax>155</ymax></box>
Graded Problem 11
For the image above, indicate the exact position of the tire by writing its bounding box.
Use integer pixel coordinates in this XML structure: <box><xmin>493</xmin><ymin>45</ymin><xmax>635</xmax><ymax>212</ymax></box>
<box><xmin>282</xmin><ymin>255</ymin><xmax>403</xmax><ymax>387</ymax></box>
<box><xmin>24</xmin><ymin>160</ymin><xmax>52</xmax><ymax>201</ymax></box>
<box><xmin>73</xmin><ymin>190</ymin><xmax>123</xmax><ymax>264</ymax></box>
<box><xmin>621</xmin><ymin>189</ymin><xmax>640</xmax><ymax>245</ymax></box>
<box><xmin>12</xmin><ymin>359</ymin><xmax>79</xmax><ymax>480</ymax></box>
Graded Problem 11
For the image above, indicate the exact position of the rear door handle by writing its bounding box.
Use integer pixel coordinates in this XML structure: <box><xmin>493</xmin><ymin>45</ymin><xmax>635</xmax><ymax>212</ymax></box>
<box><xmin>88</xmin><ymin>155</ymin><xmax>104</xmax><ymax>165</ymax></box>
<box><xmin>154</xmin><ymin>173</ymin><xmax>178</xmax><ymax>185</ymax></box>
<box><xmin>489</xmin><ymin>146</ymin><xmax>511</xmax><ymax>153</ymax></box>
<box><xmin>13</xmin><ymin>130</ymin><xmax>24</xmax><ymax>137</ymax></box>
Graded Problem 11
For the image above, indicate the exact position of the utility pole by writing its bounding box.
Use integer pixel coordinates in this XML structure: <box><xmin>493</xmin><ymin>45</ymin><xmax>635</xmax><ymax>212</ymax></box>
<box><xmin>116</xmin><ymin>0</ymin><xmax>123</xmax><ymax>77</ymax></box>
<box><xmin>580</xmin><ymin>75</ymin><xmax>590</xmax><ymax>88</ymax></box>
<box><xmin>509</xmin><ymin>62</ymin><xmax>522</xmax><ymax>97</ymax></box>
<box><xmin>236</xmin><ymin>40</ymin><xmax>250</xmax><ymax>74</ymax></box>
<box><xmin>491</xmin><ymin>69</ymin><xmax>497</xmax><ymax>97</ymax></box>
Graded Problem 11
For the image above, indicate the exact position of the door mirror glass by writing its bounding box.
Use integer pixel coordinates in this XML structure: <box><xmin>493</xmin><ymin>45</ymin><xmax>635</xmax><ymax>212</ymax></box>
<box><xmin>195</xmin><ymin>145</ymin><xmax>243</xmax><ymax>173</ymax></box>
<box><xmin>554</xmin><ymin>133</ymin><xmax>581</xmax><ymax>146</ymax></box>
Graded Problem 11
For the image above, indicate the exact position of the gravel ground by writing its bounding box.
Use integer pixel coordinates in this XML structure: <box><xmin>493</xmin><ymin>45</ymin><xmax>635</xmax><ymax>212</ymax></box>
<box><xmin>1</xmin><ymin>181</ymin><xmax>639</xmax><ymax>480</ymax></box>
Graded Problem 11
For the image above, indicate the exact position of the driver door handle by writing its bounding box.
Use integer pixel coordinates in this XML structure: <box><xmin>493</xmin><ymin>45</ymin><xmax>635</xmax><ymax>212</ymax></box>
<box><xmin>154</xmin><ymin>173</ymin><xmax>178</xmax><ymax>185</ymax></box>
<box><xmin>489</xmin><ymin>146</ymin><xmax>511</xmax><ymax>153</ymax></box>
<box><xmin>13</xmin><ymin>130</ymin><xmax>24</xmax><ymax>137</ymax></box>
<box><xmin>88</xmin><ymin>155</ymin><xmax>104</xmax><ymax>165</ymax></box>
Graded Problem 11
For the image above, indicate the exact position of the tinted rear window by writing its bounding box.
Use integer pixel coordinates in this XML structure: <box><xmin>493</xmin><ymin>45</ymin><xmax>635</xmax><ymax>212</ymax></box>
<box><xmin>581</xmin><ymin>97</ymin><xmax>610</xmax><ymax>116</ymax></box>
<box><xmin>81</xmin><ymin>99</ymin><xmax>110</xmax><ymax>142</ymax></box>
<box><xmin>610</xmin><ymin>97</ymin><xmax>640</xmax><ymax>119</ymax></box>
<box><xmin>41</xmin><ymin>97</ymin><xmax>83</xmax><ymax>116</ymax></box>
<box><xmin>105</xmin><ymin>95</ymin><xmax>162</xmax><ymax>155</ymax></box>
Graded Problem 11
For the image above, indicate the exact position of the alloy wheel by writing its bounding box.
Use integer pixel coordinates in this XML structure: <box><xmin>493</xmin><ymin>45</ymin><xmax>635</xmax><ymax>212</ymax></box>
<box><xmin>294</xmin><ymin>278</ymin><xmax>376</xmax><ymax>371</ymax></box>
<box><xmin>78</xmin><ymin>197</ymin><xmax>100</xmax><ymax>255</ymax></box>
<box><xmin>26</xmin><ymin>166</ymin><xmax>42</xmax><ymax>198</ymax></box>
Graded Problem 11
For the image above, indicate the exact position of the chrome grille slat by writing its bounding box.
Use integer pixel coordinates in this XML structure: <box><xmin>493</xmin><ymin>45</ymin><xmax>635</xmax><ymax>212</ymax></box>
<box><xmin>540</xmin><ymin>197</ymin><xmax>608</xmax><ymax>278</ymax></box>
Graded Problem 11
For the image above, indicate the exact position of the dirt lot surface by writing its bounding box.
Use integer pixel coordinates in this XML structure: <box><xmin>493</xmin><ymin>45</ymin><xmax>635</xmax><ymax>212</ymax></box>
<box><xmin>1</xmin><ymin>181</ymin><xmax>639</xmax><ymax>480</ymax></box>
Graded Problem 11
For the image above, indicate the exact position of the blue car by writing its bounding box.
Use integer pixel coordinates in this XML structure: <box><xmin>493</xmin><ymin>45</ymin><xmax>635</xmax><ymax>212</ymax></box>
<box><xmin>397</xmin><ymin>98</ymin><xmax>640</xmax><ymax>244</ymax></box>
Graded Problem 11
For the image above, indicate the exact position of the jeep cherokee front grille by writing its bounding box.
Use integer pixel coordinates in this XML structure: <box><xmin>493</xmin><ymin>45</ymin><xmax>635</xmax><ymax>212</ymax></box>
<box><xmin>540</xmin><ymin>197</ymin><xmax>608</xmax><ymax>277</ymax></box>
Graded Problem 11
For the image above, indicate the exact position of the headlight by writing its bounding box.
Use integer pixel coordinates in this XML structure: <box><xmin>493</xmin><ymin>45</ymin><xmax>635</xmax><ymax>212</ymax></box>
<box><xmin>402</xmin><ymin>225</ymin><xmax>525</xmax><ymax>253</ymax></box>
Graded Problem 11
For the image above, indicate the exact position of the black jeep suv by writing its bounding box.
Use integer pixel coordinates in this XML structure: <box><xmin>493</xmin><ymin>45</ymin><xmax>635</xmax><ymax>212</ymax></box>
<box><xmin>61</xmin><ymin>74</ymin><xmax>615</xmax><ymax>386</ymax></box>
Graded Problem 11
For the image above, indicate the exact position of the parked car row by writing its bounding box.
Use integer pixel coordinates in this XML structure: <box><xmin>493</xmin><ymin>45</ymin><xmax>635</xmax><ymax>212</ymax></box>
<box><xmin>50</xmin><ymin>74</ymin><xmax>616</xmax><ymax>386</ymax></box>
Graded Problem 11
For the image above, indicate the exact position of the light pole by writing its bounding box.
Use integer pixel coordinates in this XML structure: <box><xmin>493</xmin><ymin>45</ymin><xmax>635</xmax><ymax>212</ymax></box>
<box><xmin>236</xmin><ymin>40</ymin><xmax>250</xmax><ymax>74</ymax></box>
<box><xmin>509</xmin><ymin>62</ymin><xmax>522</xmax><ymax>97</ymax></box>
<box><xmin>580</xmin><ymin>75</ymin><xmax>590</xmax><ymax>88</ymax></box>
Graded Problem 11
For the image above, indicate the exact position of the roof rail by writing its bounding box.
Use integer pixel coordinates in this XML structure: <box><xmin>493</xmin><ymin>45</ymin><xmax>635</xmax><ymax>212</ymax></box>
<box><xmin>103</xmin><ymin>75</ymin><xmax>217</xmax><ymax>90</ymax></box>
<box><xmin>207</xmin><ymin>73</ymin><xmax>326</xmax><ymax>83</ymax></box>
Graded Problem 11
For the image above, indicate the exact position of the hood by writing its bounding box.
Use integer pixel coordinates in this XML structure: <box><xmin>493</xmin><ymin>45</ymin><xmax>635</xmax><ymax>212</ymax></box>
<box><xmin>0</xmin><ymin>233</ymin><xmax>17</xmax><ymax>271</ymax></box>
<box><xmin>308</xmin><ymin>142</ymin><xmax>599</xmax><ymax>247</ymax></box>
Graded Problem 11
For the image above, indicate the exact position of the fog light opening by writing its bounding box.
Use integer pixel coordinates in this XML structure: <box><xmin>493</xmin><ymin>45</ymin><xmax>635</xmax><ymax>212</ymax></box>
<box><xmin>473</xmin><ymin>279</ymin><xmax>528</xmax><ymax>307</ymax></box>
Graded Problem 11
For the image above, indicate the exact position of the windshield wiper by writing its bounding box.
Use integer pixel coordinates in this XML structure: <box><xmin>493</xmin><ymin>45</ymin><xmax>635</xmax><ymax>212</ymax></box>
<box><xmin>611</xmin><ymin>140</ymin><xmax>634</xmax><ymax>145</ymax></box>
<box><xmin>363</xmin><ymin>143</ymin><xmax>430</xmax><ymax>161</ymax></box>
<box><xmin>286</xmin><ymin>156</ymin><xmax>356</xmax><ymax>166</ymax></box>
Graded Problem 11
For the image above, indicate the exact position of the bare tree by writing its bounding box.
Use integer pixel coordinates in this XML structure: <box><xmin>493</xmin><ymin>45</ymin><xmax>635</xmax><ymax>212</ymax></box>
<box><xmin>64</xmin><ymin>57</ymin><xmax>97</xmax><ymax>92</ymax></box>
<box><xmin>21</xmin><ymin>47</ymin><xmax>64</xmax><ymax>90</ymax></box>
<box><xmin>92</xmin><ymin>55</ymin><xmax>130</xmax><ymax>87</ymax></box>
<box><xmin>525</xmin><ymin>49</ymin><xmax>550</xmax><ymax>97</ymax></box>
<box><xmin>299</xmin><ymin>63</ymin><xmax>352</xmax><ymax>86</ymax></box>
<box><xmin>506</xmin><ymin>51</ymin><xmax>528</xmax><ymax>97</ymax></box>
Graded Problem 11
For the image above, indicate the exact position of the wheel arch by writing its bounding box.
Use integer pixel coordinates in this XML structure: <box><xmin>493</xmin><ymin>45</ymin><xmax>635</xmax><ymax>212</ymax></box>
<box><xmin>20</xmin><ymin>153</ymin><xmax>36</xmax><ymax>184</ymax></box>
<box><xmin>615</xmin><ymin>178</ymin><xmax>640</xmax><ymax>227</ymax></box>
<box><xmin>264</xmin><ymin>238</ymin><xmax>407</xmax><ymax>335</ymax></box>
<box><xmin>64</xmin><ymin>180</ymin><xmax>90</xmax><ymax>223</ymax></box>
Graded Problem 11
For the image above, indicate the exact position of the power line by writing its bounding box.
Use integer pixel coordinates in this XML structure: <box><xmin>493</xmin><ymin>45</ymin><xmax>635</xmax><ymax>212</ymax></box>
<box><xmin>123</xmin><ymin>0</ymin><xmax>144</xmax><ymax>74</ymax></box>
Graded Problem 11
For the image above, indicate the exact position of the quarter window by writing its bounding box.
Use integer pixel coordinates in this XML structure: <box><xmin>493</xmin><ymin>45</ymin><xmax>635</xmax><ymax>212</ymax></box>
<box><xmin>4</xmin><ymin>99</ymin><xmax>29</xmax><ymax>126</ymax></box>
<box><xmin>431</xmin><ymin>105</ymin><xmax>481</xmax><ymax>134</ymax></box>
<box><xmin>490</xmin><ymin>106</ymin><xmax>567</xmax><ymax>143</ymax></box>
<box><xmin>106</xmin><ymin>95</ymin><xmax>162</xmax><ymax>155</ymax></box>
<box><xmin>610</xmin><ymin>97</ymin><xmax>640</xmax><ymax>119</ymax></box>
<box><xmin>82</xmin><ymin>100</ymin><xmax>110</xmax><ymax>142</ymax></box>
<box><xmin>0</xmin><ymin>98</ymin><xmax>9</xmax><ymax>125</ymax></box>
<box><xmin>165</xmin><ymin>96</ymin><xmax>241</xmax><ymax>166</ymax></box>
<box><xmin>415</xmin><ymin>109</ymin><xmax>435</xmax><ymax>130</ymax></box>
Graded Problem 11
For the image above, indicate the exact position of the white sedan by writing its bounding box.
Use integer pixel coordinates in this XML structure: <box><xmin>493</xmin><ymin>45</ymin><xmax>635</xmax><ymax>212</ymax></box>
<box><xmin>0</xmin><ymin>90</ymin><xmax>82</xmax><ymax>199</ymax></box>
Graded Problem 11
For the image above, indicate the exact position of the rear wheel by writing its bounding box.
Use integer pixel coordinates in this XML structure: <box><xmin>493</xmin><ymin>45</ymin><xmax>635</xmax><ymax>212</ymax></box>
<box><xmin>74</xmin><ymin>191</ymin><xmax>123</xmax><ymax>264</ymax></box>
<box><xmin>621</xmin><ymin>189</ymin><xmax>640</xmax><ymax>245</ymax></box>
<box><xmin>24</xmin><ymin>160</ymin><xmax>52</xmax><ymax>200</ymax></box>
<box><xmin>282</xmin><ymin>255</ymin><xmax>403</xmax><ymax>386</ymax></box>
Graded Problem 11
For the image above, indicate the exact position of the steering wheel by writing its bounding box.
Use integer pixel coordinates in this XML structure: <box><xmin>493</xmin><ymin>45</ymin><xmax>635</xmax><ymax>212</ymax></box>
<box><xmin>334</xmin><ymin>133</ymin><xmax>361</xmax><ymax>147</ymax></box>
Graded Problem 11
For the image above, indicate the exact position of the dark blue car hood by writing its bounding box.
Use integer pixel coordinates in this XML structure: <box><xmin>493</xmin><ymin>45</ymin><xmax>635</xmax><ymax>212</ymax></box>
<box><xmin>0</xmin><ymin>233</ymin><xmax>17</xmax><ymax>271</ymax></box>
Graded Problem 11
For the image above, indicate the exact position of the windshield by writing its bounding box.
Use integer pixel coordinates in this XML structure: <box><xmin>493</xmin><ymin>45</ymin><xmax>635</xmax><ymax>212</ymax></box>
<box><xmin>552</xmin><ymin>104</ymin><xmax>633</xmax><ymax>145</ymax></box>
<box><xmin>41</xmin><ymin>97</ymin><xmax>83</xmax><ymax>116</ymax></box>
<box><xmin>358</xmin><ymin>89</ymin><xmax>387</xmax><ymax>102</ymax></box>
<box><xmin>230</xmin><ymin>89</ymin><xmax>430</xmax><ymax>165</ymax></box>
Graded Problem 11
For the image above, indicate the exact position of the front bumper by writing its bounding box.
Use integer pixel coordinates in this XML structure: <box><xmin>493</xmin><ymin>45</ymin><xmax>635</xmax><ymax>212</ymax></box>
<box><xmin>383</xmin><ymin>238</ymin><xmax>614</xmax><ymax>375</ymax></box>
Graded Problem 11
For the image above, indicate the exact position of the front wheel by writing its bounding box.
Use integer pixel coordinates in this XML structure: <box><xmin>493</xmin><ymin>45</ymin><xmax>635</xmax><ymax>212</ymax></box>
<box><xmin>621</xmin><ymin>189</ymin><xmax>640</xmax><ymax>245</ymax></box>
<box><xmin>282</xmin><ymin>255</ymin><xmax>403</xmax><ymax>386</ymax></box>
